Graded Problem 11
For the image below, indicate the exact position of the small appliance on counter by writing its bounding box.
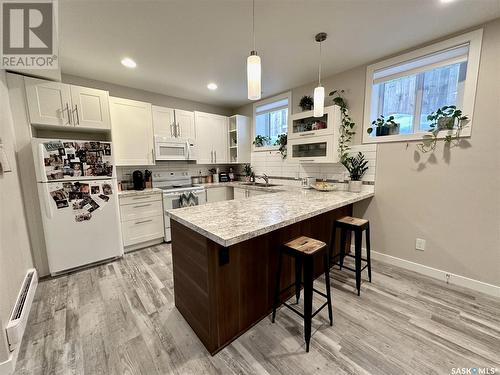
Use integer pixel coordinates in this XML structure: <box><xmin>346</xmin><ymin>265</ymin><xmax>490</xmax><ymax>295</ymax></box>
<box><xmin>302</xmin><ymin>177</ymin><xmax>316</xmax><ymax>189</ymax></box>
<box><xmin>219</xmin><ymin>172</ymin><xmax>230</xmax><ymax>182</ymax></box>
<box><xmin>132</xmin><ymin>170</ymin><xmax>145</xmax><ymax>190</ymax></box>
<box><xmin>144</xmin><ymin>169</ymin><xmax>152</xmax><ymax>189</ymax></box>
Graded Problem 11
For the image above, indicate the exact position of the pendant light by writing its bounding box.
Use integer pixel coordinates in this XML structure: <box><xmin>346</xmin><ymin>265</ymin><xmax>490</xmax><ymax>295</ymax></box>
<box><xmin>313</xmin><ymin>32</ymin><xmax>327</xmax><ymax>117</ymax></box>
<box><xmin>247</xmin><ymin>0</ymin><xmax>261</xmax><ymax>100</ymax></box>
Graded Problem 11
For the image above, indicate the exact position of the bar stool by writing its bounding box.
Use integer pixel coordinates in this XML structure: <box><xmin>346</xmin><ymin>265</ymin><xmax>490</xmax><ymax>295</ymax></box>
<box><xmin>272</xmin><ymin>236</ymin><xmax>333</xmax><ymax>352</ymax></box>
<box><xmin>329</xmin><ymin>216</ymin><xmax>372</xmax><ymax>296</ymax></box>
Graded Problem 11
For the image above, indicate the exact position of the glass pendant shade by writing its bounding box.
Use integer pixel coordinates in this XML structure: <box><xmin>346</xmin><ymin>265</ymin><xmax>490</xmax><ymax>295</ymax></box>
<box><xmin>313</xmin><ymin>86</ymin><xmax>325</xmax><ymax>117</ymax></box>
<box><xmin>247</xmin><ymin>52</ymin><xmax>261</xmax><ymax>100</ymax></box>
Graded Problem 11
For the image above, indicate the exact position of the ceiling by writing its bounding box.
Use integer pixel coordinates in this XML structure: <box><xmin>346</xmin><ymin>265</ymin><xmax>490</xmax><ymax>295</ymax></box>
<box><xmin>59</xmin><ymin>0</ymin><xmax>500</xmax><ymax>108</ymax></box>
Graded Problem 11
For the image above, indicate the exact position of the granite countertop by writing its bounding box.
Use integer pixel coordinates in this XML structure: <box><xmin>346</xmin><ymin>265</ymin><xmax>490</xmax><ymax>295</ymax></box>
<box><xmin>195</xmin><ymin>181</ymin><xmax>281</xmax><ymax>193</ymax></box>
<box><xmin>118</xmin><ymin>188</ymin><xmax>163</xmax><ymax>197</ymax></box>
<box><xmin>167</xmin><ymin>184</ymin><xmax>374</xmax><ymax>247</ymax></box>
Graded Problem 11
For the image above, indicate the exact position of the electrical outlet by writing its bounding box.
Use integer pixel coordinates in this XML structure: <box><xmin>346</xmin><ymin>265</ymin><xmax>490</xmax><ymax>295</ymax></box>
<box><xmin>415</xmin><ymin>238</ymin><xmax>426</xmax><ymax>251</ymax></box>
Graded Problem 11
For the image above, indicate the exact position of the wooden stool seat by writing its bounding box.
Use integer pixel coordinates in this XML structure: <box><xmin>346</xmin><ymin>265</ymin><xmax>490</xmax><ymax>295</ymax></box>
<box><xmin>284</xmin><ymin>236</ymin><xmax>326</xmax><ymax>255</ymax></box>
<box><xmin>336</xmin><ymin>216</ymin><xmax>369</xmax><ymax>229</ymax></box>
<box><xmin>272</xmin><ymin>236</ymin><xmax>333</xmax><ymax>352</ymax></box>
<box><xmin>329</xmin><ymin>216</ymin><xmax>372</xmax><ymax>296</ymax></box>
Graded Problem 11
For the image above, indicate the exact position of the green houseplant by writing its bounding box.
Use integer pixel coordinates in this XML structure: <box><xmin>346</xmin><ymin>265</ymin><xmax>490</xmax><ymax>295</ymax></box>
<box><xmin>253</xmin><ymin>135</ymin><xmax>271</xmax><ymax>147</ymax></box>
<box><xmin>416</xmin><ymin>105</ymin><xmax>469</xmax><ymax>153</ymax></box>
<box><xmin>299</xmin><ymin>95</ymin><xmax>314</xmax><ymax>111</ymax></box>
<box><xmin>367</xmin><ymin>115</ymin><xmax>399</xmax><ymax>136</ymax></box>
<box><xmin>343</xmin><ymin>152</ymin><xmax>368</xmax><ymax>193</ymax></box>
<box><xmin>274</xmin><ymin>133</ymin><xmax>287</xmax><ymax>159</ymax></box>
<box><xmin>243</xmin><ymin>163</ymin><xmax>254</xmax><ymax>182</ymax></box>
<box><xmin>329</xmin><ymin>89</ymin><xmax>356</xmax><ymax>164</ymax></box>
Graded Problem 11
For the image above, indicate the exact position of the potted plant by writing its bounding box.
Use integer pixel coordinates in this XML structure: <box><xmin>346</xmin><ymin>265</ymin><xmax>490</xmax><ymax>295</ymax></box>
<box><xmin>274</xmin><ymin>133</ymin><xmax>287</xmax><ymax>159</ymax></box>
<box><xmin>299</xmin><ymin>95</ymin><xmax>314</xmax><ymax>111</ymax></box>
<box><xmin>253</xmin><ymin>135</ymin><xmax>271</xmax><ymax>147</ymax></box>
<box><xmin>343</xmin><ymin>152</ymin><xmax>368</xmax><ymax>193</ymax></box>
<box><xmin>417</xmin><ymin>105</ymin><xmax>469</xmax><ymax>153</ymax></box>
<box><xmin>367</xmin><ymin>115</ymin><xmax>399</xmax><ymax>136</ymax></box>
<box><xmin>243</xmin><ymin>163</ymin><xmax>254</xmax><ymax>182</ymax></box>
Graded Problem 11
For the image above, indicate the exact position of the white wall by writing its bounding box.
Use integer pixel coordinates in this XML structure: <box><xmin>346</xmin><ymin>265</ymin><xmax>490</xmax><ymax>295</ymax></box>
<box><xmin>0</xmin><ymin>70</ymin><xmax>34</xmax><ymax>363</ymax></box>
<box><xmin>235</xmin><ymin>19</ymin><xmax>500</xmax><ymax>287</ymax></box>
<box><xmin>62</xmin><ymin>74</ymin><xmax>233</xmax><ymax>116</ymax></box>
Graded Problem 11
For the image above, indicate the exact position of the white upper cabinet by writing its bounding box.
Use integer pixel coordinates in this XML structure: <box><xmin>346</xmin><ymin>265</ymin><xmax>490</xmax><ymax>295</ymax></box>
<box><xmin>69</xmin><ymin>85</ymin><xmax>111</xmax><ymax>129</ymax></box>
<box><xmin>152</xmin><ymin>106</ymin><xmax>195</xmax><ymax>140</ymax></box>
<box><xmin>25</xmin><ymin>77</ymin><xmax>111</xmax><ymax>130</ymax></box>
<box><xmin>25</xmin><ymin>77</ymin><xmax>72</xmax><ymax>127</ymax></box>
<box><xmin>110</xmin><ymin>97</ymin><xmax>154</xmax><ymax>166</ymax></box>
<box><xmin>175</xmin><ymin>109</ymin><xmax>195</xmax><ymax>140</ymax></box>
<box><xmin>152</xmin><ymin>105</ymin><xmax>175</xmax><ymax>138</ymax></box>
<box><xmin>194</xmin><ymin>111</ymin><xmax>228</xmax><ymax>164</ymax></box>
<box><xmin>288</xmin><ymin>105</ymin><xmax>338</xmax><ymax>140</ymax></box>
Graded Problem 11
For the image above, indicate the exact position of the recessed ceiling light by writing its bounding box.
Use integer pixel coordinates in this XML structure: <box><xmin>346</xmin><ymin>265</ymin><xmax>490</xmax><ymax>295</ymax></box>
<box><xmin>121</xmin><ymin>57</ymin><xmax>137</xmax><ymax>68</ymax></box>
<box><xmin>440</xmin><ymin>0</ymin><xmax>455</xmax><ymax>3</ymax></box>
<box><xmin>207</xmin><ymin>83</ymin><xmax>218</xmax><ymax>90</ymax></box>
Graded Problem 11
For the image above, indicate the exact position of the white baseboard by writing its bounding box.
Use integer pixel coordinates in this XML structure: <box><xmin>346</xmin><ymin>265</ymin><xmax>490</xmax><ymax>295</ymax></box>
<box><xmin>350</xmin><ymin>246</ymin><xmax>500</xmax><ymax>298</ymax></box>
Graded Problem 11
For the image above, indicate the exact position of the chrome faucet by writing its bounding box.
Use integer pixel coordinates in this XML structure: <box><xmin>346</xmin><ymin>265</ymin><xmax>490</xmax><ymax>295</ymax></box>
<box><xmin>256</xmin><ymin>173</ymin><xmax>269</xmax><ymax>186</ymax></box>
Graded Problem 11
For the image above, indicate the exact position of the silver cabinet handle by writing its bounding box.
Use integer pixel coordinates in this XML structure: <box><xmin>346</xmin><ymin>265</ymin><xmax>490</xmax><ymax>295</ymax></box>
<box><xmin>211</xmin><ymin>150</ymin><xmax>213</xmax><ymax>163</ymax></box>
<box><xmin>132</xmin><ymin>196</ymin><xmax>151</xmax><ymax>200</ymax></box>
<box><xmin>133</xmin><ymin>203</ymin><xmax>152</xmax><ymax>208</ymax></box>
<box><xmin>170</xmin><ymin>123</ymin><xmax>174</xmax><ymax>137</ymax></box>
<box><xmin>151</xmin><ymin>148</ymin><xmax>154</xmax><ymax>161</ymax></box>
<box><xmin>299</xmin><ymin>132</ymin><xmax>315</xmax><ymax>137</ymax></box>
<box><xmin>135</xmin><ymin>219</ymin><xmax>153</xmax><ymax>225</ymax></box>
<box><xmin>299</xmin><ymin>159</ymin><xmax>315</xmax><ymax>162</ymax></box>
<box><xmin>66</xmin><ymin>103</ymin><xmax>71</xmax><ymax>125</ymax></box>
<box><xmin>177</xmin><ymin>123</ymin><xmax>181</xmax><ymax>137</ymax></box>
<box><xmin>75</xmin><ymin>104</ymin><xmax>80</xmax><ymax>125</ymax></box>
<box><xmin>214</xmin><ymin>150</ymin><xmax>217</xmax><ymax>163</ymax></box>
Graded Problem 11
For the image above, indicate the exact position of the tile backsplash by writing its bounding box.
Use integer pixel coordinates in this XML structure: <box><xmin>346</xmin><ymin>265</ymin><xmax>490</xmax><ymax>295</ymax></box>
<box><xmin>250</xmin><ymin>144</ymin><xmax>377</xmax><ymax>183</ymax></box>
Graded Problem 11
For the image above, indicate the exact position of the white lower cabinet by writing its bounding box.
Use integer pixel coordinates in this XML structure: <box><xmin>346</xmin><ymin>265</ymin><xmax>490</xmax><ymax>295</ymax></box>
<box><xmin>233</xmin><ymin>187</ymin><xmax>268</xmax><ymax>199</ymax></box>
<box><xmin>206</xmin><ymin>187</ymin><xmax>233</xmax><ymax>203</ymax></box>
<box><xmin>119</xmin><ymin>192</ymin><xmax>164</xmax><ymax>251</ymax></box>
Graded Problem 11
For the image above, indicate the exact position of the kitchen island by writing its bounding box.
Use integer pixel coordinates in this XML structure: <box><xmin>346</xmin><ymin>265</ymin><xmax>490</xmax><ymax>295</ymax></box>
<box><xmin>167</xmin><ymin>184</ymin><xmax>374</xmax><ymax>354</ymax></box>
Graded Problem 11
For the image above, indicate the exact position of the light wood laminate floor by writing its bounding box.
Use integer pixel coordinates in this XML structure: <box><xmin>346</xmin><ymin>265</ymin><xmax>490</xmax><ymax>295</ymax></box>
<box><xmin>14</xmin><ymin>244</ymin><xmax>500</xmax><ymax>375</ymax></box>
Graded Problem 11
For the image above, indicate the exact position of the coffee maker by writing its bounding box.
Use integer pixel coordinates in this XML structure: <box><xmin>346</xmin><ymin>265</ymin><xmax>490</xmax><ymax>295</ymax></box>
<box><xmin>132</xmin><ymin>170</ymin><xmax>145</xmax><ymax>190</ymax></box>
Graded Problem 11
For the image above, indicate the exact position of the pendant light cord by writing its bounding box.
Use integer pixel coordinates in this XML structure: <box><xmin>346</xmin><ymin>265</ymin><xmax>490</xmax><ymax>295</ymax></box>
<box><xmin>252</xmin><ymin>0</ymin><xmax>256</xmax><ymax>52</ymax></box>
<box><xmin>318</xmin><ymin>41</ymin><xmax>322</xmax><ymax>86</ymax></box>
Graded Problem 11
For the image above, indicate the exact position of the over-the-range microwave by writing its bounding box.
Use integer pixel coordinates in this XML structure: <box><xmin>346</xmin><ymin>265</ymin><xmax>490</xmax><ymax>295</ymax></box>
<box><xmin>155</xmin><ymin>136</ymin><xmax>197</xmax><ymax>161</ymax></box>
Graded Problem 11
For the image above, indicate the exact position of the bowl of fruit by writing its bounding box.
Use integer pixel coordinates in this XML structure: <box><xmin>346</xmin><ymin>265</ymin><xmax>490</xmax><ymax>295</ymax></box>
<box><xmin>311</xmin><ymin>181</ymin><xmax>337</xmax><ymax>192</ymax></box>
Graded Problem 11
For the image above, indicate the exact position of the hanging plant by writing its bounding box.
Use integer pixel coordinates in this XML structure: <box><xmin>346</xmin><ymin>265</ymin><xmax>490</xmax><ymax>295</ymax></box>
<box><xmin>274</xmin><ymin>133</ymin><xmax>287</xmax><ymax>159</ymax></box>
<box><xmin>329</xmin><ymin>89</ymin><xmax>356</xmax><ymax>164</ymax></box>
<box><xmin>416</xmin><ymin>106</ymin><xmax>469</xmax><ymax>153</ymax></box>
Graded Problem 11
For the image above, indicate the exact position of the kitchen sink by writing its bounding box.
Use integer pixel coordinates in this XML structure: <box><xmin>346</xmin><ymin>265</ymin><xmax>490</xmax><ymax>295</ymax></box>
<box><xmin>240</xmin><ymin>182</ymin><xmax>280</xmax><ymax>187</ymax></box>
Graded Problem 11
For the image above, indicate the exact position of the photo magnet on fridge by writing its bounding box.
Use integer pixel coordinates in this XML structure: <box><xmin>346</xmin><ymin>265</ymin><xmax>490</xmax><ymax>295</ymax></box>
<box><xmin>102</xmin><ymin>184</ymin><xmax>113</xmax><ymax>195</ymax></box>
<box><xmin>75</xmin><ymin>212</ymin><xmax>92</xmax><ymax>222</ymax></box>
<box><xmin>91</xmin><ymin>186</ymin><xmax>100</xmax><ymax>195</ymax></box>
<box><xmin>44</xmin><ymin>141</ymin><xmax>63</xmax><ymax>152</ymax></box>
<box><xmin>98</xmin><ymin>194</ymin><xmax>109</xmax><ymax>202</ymax></box>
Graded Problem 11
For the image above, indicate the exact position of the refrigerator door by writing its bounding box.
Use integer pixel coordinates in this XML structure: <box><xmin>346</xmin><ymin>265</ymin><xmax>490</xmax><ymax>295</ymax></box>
<box><xmin>38</xmin><ymin>179</ymin><xmax>123</xmax><ymax>274</ymax></box>
<box><xmin>32</xmin><ymin>138</ymin><xmax>115</xmax><ymax>182</ymax></box>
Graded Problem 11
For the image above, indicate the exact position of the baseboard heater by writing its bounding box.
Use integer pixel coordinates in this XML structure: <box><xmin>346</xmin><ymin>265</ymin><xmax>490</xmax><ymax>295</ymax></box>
<box><xmin>5</xmin><ymin>269</ymin><xmax>38</xmax><ymax>352</ymax></box>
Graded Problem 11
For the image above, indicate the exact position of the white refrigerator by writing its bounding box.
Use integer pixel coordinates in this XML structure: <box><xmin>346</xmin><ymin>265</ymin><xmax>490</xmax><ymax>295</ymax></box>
<box><xmin>32</xmin><ymin>138</ymin><xmax>123</xmax><ymax>275</ymax></box>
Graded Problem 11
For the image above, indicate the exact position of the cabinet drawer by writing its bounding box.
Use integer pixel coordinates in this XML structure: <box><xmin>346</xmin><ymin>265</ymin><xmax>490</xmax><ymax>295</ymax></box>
<box><xmin>120</xmin><ymin>193</ymin><xmax>161</xmax><ymax>206</ymax></box>
<box><xmin>122</xmin><ymin>215</ymin><xmax>164</xmax><ymax>247</ymax></box>
<box><xmin>120</xmin><ymin>200</ymin><xmax>163</xmax><ymax>221</ymax></box>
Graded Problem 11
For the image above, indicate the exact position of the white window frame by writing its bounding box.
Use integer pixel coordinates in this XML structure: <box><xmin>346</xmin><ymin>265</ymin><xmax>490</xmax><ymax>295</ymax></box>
<box><xmin>252</xmin><ymin>91</ymin><xmax>291</xmax><ymax>152</ymax></box>
<box><xmin>362</xmin><ymin>29</ymin><xmax>483</xmax><ymax>144</ymax></box>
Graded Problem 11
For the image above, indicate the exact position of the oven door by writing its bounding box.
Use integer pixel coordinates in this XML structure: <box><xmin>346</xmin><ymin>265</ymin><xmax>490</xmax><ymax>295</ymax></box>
<box><xmin>163</xmin><ymin>189</ymin><xmax>206</xmax><ymax>242</ymax></box>
<box><xmin>155</xmin><ymin>137</ymin><xmax>188</xmax><ymax>161</ymax></box>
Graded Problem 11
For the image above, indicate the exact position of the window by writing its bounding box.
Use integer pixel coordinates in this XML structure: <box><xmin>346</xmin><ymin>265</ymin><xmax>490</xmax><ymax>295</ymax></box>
<box><xmin>253</xmin><ymin>92</ymin><xmax>290</xmax><ymax>149</ymax></box>
<box><xmin>363</xmin><ymin>30</ymin><xmax>482</xmax><ymax>143</ymax></box>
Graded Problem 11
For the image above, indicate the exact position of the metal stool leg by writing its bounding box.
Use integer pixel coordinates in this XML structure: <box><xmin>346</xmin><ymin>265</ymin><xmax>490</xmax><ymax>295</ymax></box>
<box><xmin>339</xmin><ymin>228</ymin><xmax>347</xmax><ymax>270</ymax></box>
<box><xmin>303</xmin><ymin>256</ymin><xmax>313</xmax><ymax>352</ymax></box>
<box><xmin>323</xmin><ymin>253</ymin><xmax>333</xmax><ymax>326</ymax></box>
<box><xmin>272</xmin><ymin>249</ymin><xmax>283</xmax><ymax>323</ymax></box>
<box><xmin>366</xmin><ymin>223</ymin><xmax>372</xmax><ymax>283</ymax></box>
<box><xmin>354</xmin><ymin>230</ymin><xmax>362</xmax><ymax>296</ymax></box>
<box><xmin>294</xmin><ymin>255</ymin><xmax>302</xmax><ymax>304</ymax></box>
<box><xmin>328</xmin><ymin>224</ymin><xmax>337</xmax><ymax>268</ymax></box>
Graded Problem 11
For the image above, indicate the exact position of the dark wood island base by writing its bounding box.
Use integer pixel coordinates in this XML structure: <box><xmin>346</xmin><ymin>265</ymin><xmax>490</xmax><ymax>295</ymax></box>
<box><xmin>170</xmin><ymin>204</ymin><xmax>352</xmax><ymax>355</ymax></box>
